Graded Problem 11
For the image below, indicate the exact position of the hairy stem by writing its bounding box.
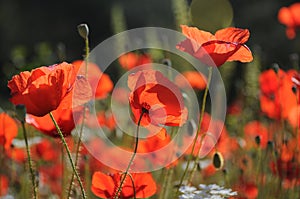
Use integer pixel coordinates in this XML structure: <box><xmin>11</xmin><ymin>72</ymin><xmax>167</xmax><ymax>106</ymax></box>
<box><xmin>49</xmin><ymin>112</ymin><xmax>86</xmax><ymax>199</ymax></box>
<box><xmin>114</xmin><ymin>110</ymin><xmax>145</xmax><ymax>198</ymax></box>
<box><xmin>21</xmin><ymin>121</ymin><xmax>37</xmax><ymax>199</ymax></box>
<box><xmin>176</xmin><ymin>67</ymin><xmax>213</xmax><ymax>194</ymax></box>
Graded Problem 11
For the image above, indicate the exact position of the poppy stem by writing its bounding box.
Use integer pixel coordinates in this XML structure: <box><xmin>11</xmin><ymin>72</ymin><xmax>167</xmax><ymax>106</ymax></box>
<box><xmin>127</xmin><ymin>173</ymin><xmax>136</xmax><ymax>199</ymax></box>
<box><xmin>49</xmin><ymin>112</ymin><xmax>87</xmax><ymax>199</ymax></box>
<box><xmin>113</xmin><ymin>110</ymin><xmax>145</xmax><ymax>199</ymax></box>
<box><xmin>20</xmin><ymin>121</ymin><xmax>38</xmax><ymax>199</ymax></box>
<box><xmin>67</xmin><ymin>30</ymin><xmax>90</xmax><ymax>198</ymax></box>
<box><xmin>66</xmin><ymin>108</ymin><xmax>86</xmax><ymax>198</ymax></box>
<box><xmin>176</xmin><ymin>66</ymin><xmax>213</xmax><ymax>194</ymax></box>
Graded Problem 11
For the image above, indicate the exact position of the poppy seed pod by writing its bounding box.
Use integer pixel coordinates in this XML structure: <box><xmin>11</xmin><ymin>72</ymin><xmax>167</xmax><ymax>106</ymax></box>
<box><xmin>213</xmin><ymin>152</ymin><xmax>224</xmax><ymax>170</ymax></box>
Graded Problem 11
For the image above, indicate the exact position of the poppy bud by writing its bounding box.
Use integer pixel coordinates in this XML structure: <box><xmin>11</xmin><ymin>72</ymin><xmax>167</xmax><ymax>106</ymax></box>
<box><xmin>289</xmin><ymin>53</ymin><xmax>299</xmax><ymax>64</ymax></box>
<box><xmin>213</xmin><ymin>152</ymin><xmax>224</xmax><ymax>170</ymax></box>
<box><xmin>267</xmin><ymin>141</ymin><xmax>274</xmax><ymax>151</ymax></box>
<box><xmin>15</xmin><ymin>104</ymin><xmax>26</xmax><ymax>122</ymax></box>
<box><xmin>271</xmin><ymin>63</ymin><xmax>280</xmax><ymax>74</ymax></box>
<box><xmin>187</xmin><ymin>120</ymin><xmax>195</xmax><ymax>136</ymax></box>
<box><xmin>161</xmin><ymin>58</ymin><xmax>172</xmax><ymax>67</ymax></box>
<box><xmin>292</xmin><ymin>85</ymin><xmax>297</xmax><ymax>94</ymax></box>
<box><xmin>222</xmin><ymin>169</ymin><xmax>227</xmax><ymax>175</ymax></box>
<box><xmin>255</xmin><ymin>135</ymin><xmax>260</xmax><ymax>146</ymax></box>
<box><xmin>77</xmin><ymin>24</ymin><xmax>89</xmax><ymax>39</ymax></box>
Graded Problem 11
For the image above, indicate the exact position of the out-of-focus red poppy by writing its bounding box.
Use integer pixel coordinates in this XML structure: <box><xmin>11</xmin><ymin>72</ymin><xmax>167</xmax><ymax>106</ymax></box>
<box><xmin>91</xmin><ymin>172</ymin><xmax>157</xmax><ymax>199</ymax></box>
<box><xmin>128</xmin><ymin>70</ymin><xmax>187</xmax><ymax>128</ymax></box>
<box><xmin>233</xmin><ymin>181</ymin><xmax>258</xmax><ymax>199</ymax></box>
<box><xmin>0</xmin><ymin>175</ymin><xmax>8</xmax><ymax>196</ymax></box>
<box><xmin>177</xmin><ymin>25</ymin><xmax>253</xmax><ymax>67</ymax></box>
<box><xmin>119</xmin><ymin>52</ymin><xmax>152</xmax><ymax>70</ymax></box>
<box><xmin>84</xmin><ymin>111</ymin><xmax>116</xmax><ymax>131</ymax></box>
<box><xmin>39</xmin><ymin>163</ymin><xmax>63</xmax><ymax>195</ymax></box>
<box><xmin>227</xmin><ymin>100</ymin><xmax>243</xmax><ymax>115</ymax></box>
<box><xmin>278</xmin><ymin>3</ymin><xmax>300</xmax><ymax>39</ymax></box>
<box><xmin>32</xmin><ymin>139</ymin><xmax>59</xmax><ymax>161</ymax></box>
<box><xmin>26</xmin><ymin>105</ymin><xmax>82</xmax><ymax>137</ymax></box>
<box><xmin>137</xmin><ymin>128</ymin><xmax>179</xmax><ymax>167</ymax></box>
<box><xmin>259</xmin><ymin>69</ymin><xmax>297</xmax><ymax>120</ymax></box>
<box><xmin>202</xmin><ymin>164</ymin><xmax>217</xmax><ymax>178</ymax></box>
<box><xmin>6</xmin><ymin>146</ymin><xmax>27</xmax><ymax>163</ymax></box>
<box><xmin>96</xmin><ymin>111</ymin><xmax>116</xmax><ymax>131</ymax></box>
<box><xmin>72</xmin><ymin>60</ymin><xmax>113</xmax><ymax>99</ymax></box>
<box><xmin>0</xmin><ymin>113</ymin><xmax>18</xmax><ymax>150</ymax></box>
<box><xmin>175</xmin><ymin>71</ymin><xmax>207</xmax><ymax>90</ymax></box>
<box><xmin>271</xmin><ymin>157</ymin><xmax>300</xmax><ymax>189</ymax></box>
<box><xmin>81</xmin><ymin>138</ymin><xmax>108</xmax><ymax>173</ymax></box>
<box><xmin>183</xmin><ymin>112</ymin><xmax>232</xmax><ymax>158</ymax></box>
<box><xmin>244</xmin><ymin>121</ymin><xmax>269</xmax><ymax>149</ymax></box>
<box><xmin>183</xmin><ymin>112</ymin><xmax>211</xmax><ymax>156</ymax></box>
<box><xmin>8</xmin><ymin>62</ymin><xmax>91</xmax><ymax>117</ymax></box>
<box><xmin>138</xmin><ymin>128</ymin><xmax>170</xmax><ymax>153</ymax></box>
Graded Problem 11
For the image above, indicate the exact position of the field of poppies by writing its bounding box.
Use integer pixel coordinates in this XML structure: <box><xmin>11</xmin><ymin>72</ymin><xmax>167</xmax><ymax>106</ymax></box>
<box><xmin>1</xmin><ymin>1</ymin><xmax>300</xmax><ymax>199</ymax></box>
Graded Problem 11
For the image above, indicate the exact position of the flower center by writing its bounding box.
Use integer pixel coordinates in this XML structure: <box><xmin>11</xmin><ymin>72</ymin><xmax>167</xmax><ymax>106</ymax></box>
<box><xmin>141</xmin><ymin>102</ymin><xmax>150</xmax><ymax>114</ymax></box>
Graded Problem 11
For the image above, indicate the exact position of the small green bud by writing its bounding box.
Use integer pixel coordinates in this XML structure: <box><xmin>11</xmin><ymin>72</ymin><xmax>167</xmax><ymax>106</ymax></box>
<box><xmin>161</xmin><ymin>58</ymin><xmax>172</xmax><ymax>67</ymax></box>
<box><xmin>271</xmin><ymin>63</ymin><xmax>279</xmax><ymax>74</ymax></box>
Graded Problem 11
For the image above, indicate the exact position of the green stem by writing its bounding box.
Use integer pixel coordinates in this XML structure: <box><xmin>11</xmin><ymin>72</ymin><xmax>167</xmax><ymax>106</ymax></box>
<box><xmin>67</xmin><ymin>34</ymin><xmax>90</xmax><ymax>198</ymax></box>
<box><xmin>66</xmin><ymin>108</ymin><xmax>86</xmax><ymax>198</ymax></box>
<box><xmin>0</xmin><ymin>146</ymin><xmax>3</xmax><ymax>196</ymax></box>
<box><xmin>113</xmin><ymin>110</ymin><xmax>145</xmax><ymax>199</ymax></box>
<box><xmin>21</xmin><ymin>121</ymin><xmax>37</xmax><ymax>199</ymax></box>
<box><xmin>127</xmin><ymin>173</ymin><xmax>136</xmax><ymax>199</ymax></box>
<box><xmin>84</xmin><ymin>36</ymin><xmax>89</xmax><ymax>77</ymax></box>
<box><xmin>49</xmin><ymin>112</ymin><xmax>87</xmax><ymax>199</ymax></box>
<box><xmin>163</xmin><ymin>167</ymin><xmax>174</xmax><ymax>198</ymax></box>
<box><xmin>84</xmin><ymin>155</ymin><xmax>91</xmax><ymax>198</ymax></box>
<box><xmin>176</xmin><ymin>67</ymin><xmax>213</xmax><ymax>194</ymax></box>
<box><xmin>61</xmin><ymin>144</ymin><xmax>65</xmax><ymax>199</ymax></box>
<box><xmin>295</xmin><ymin>92</ymin><xmax>299</xmax><ymax>155</ymax></box>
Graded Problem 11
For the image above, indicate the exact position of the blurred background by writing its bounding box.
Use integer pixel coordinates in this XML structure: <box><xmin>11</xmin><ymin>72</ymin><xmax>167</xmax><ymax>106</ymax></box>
<box><xmin>1</xmin><ymin>0</ymin><xmax>300</xmax><ymax>108</ymax></box>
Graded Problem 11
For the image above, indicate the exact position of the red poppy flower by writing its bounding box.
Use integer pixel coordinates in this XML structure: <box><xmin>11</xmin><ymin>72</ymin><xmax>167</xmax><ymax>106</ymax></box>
<box><xmin>0</xmin><ymin>113</ymin><xmax>18</xmax><ymax>150</ymax></box>
<box><xmin>177</xmin><ymin>25</ymin><xmax>253</xmax><ymax>67</ymax></box>
<box><xmin>244</xmin><ymin>121</ymin><xmax>269</xmax><ymax>149</ymax></box>
<box><xmin>128</xmin><ymin>69</ymin><xmax>187</xmax><ymax>127</ymax></box>
<box><xmin>8</xmin><ymin>62</ymin><xmax>91</xmax><ymax>117</ymax></box>
<box><xmin>26</xmin><ymin>105</ymin><xmax>82</xmax><ymax>137</ymax></box>
<box><xmin>72</xmin><ymin>60</ymin><xmax>113</xmax><ymax>99</ymax></box>
<box><xmin>259</xmin><ymin>69</ymin><xmax>297</xmax><ymax>119</ymax></box>
<box><xmin>91</xmin><ymin>172</ymin><xmax>157</xmax><ymax>199</ymax></box>
<box><xmin>175</xmin><ymin>71</ymin><xmax>207</xmax><ymax>90</ymax></box>
<box><xmin>278</xmin><ymin>3</ymin><xmax>300</xmax><ymax>39</ymax></box>
<box><xmin>119</xmin><ymin>52</ymin><xmax>152</xmax><ymax>70</ymax></box>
